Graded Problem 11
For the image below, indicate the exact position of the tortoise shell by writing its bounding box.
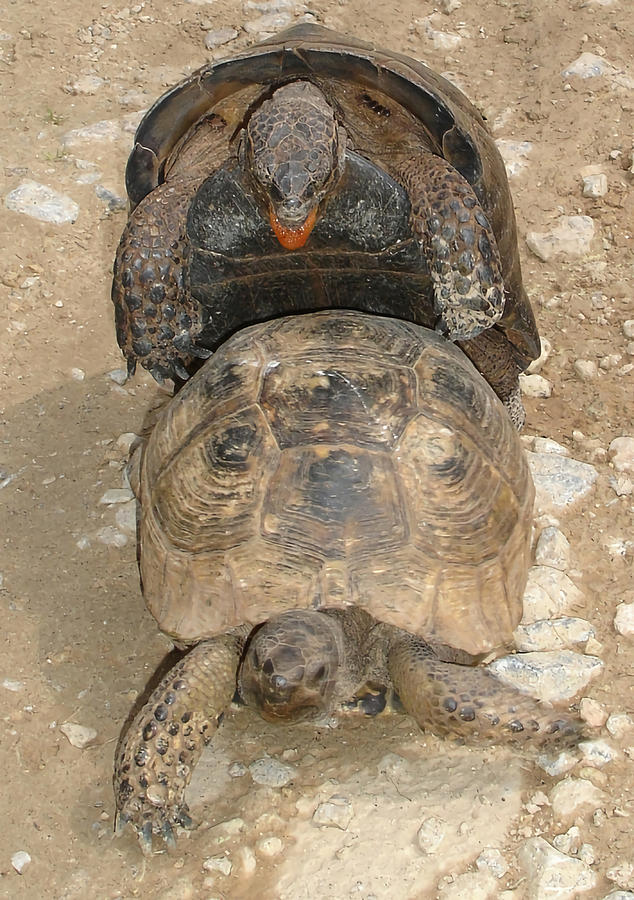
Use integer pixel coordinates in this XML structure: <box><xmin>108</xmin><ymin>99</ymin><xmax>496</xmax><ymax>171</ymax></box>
<box><xmin>138</xmin><ymin>311</ymin><xmax>534</xmax><ymax>657</ymax></box>
<box><xmin>123</xmin><ymin>24</ymin><xmax>539</xmax><ymax>369</ymax></box>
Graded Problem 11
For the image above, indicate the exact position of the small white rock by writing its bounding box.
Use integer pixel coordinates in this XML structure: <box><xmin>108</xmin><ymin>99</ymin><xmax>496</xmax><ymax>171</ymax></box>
<box><xmin>312</xmin><ymin>796</ymin><xmax>353</xmax><ymax>831</ymax></box>
<box><xmin>71</xmin><ymin>367</ymin><xmax>86</xmax><ymax>382</ymax></box>
<box><xmin>476</xmin><ymin>848</ymin><xmax>509</xmax><ymax>878</ymax></box>
<box><xmin>60</xmin><ymin>722</ymin><xmax>98</xmax><ymax>749</ymax></box>
<box><xmin>11</xmin><ymin>850</ymin><xmax>31</xmax><ymax>874</ymax></box>
<box><xmin>496</xmin><ymin>140</ymin><xmax>533</xmax><ymax>178</ymax></box>
<box><xmin>116</xmin><ymin>432</ymin><xmax>141</xmax><ymax>455</ymax></box>
<box><xmin>204</xmin><ymin>27</ymin><xmax>238</xmax><ymax>49</ymax></box>
<box><xmin>255</xmin><ymin>836</ymin><xmax>284</xmax><ymax>857</ymax></box>
<box><xmin>238</xmin><ymin>845</ymin><xmax>257</xmax><ymax>875</ymax></box>
<box><xmin>108</xmin><ymin>368</ymin><xmax>128</xmax><ymax>386</ymax></box>
<box><xmin>553</xmin><ymin>825</ymin><xmax>582</xmax><ymax>855</ymax></box>
<box><xmin>203</xmin><ymin>855</ymin><xmax>232</xmax><ymax>876</ymax></box>
<box><xmin>228</xmin><ymin>761</ymin><xmax>247</xmax><ymax>777</ymax></box>
<box><xmin>5</xmin><ymin>180</ymin><xmax>80</xmax><ymax>225</ymax></box>
<box><xmin>115</xmin><ymin>501</ymin><xmax>137</xmax><ymax>535</ymax></box>
<box><xmin>609</xmin><ymin>437</ymin><xmax>634</xmax><ymax>473</ymax></box>
<box><xmin>417</xmin><ymin>815</ymin><xmax>448</xmax><ymax>854</ymax></box>
<box><xmin>579</xmin><ymin>739</ymin><xmax>618</xmax><ymax>768</ymax></box>
<box><xmin>521</xmin><ymin>566</ymin><xmax>585</xmax><ymax>622</ymax></box>
<box><xmin>519</xmin><ymin>836</ymin><xmax>597</xmax><ymax>898</ymax></box>
<box><xmin>535</xmin><ymin>526</ymin><xmax>571</xmax><ymax>570</ymax></box>
<box><xmin>248</xmin><ymin>757</ymin><xmax>296</xmax><ymax>787</ymax></box>
<box><xmin>243</xmin><ymin>11</ymin><xmax>292</xmax><ymax>33</ymax></box>
<box><xmin>579</xmin><ymin>698</ymin><xmax>608</xmax><ymax>728</ymax></box>
<box><xmin>606</xmin><ymin>862</ymin><xmax>634</xmax><ymax>891</ymax></box>
<box><xmin>488</xmin><ymin>650</ymin><xmax>603</xmax><ymax>703</ymax></box>
<box><xmin>582</xmin><ymin>173</ymin><xmax>608</xmax><ymax>197</ymax></box>
<box><xmin>96</xmin><ymin>526</ymin><xmax>128</xmax><ymax>548</ymax></box>
<box><xmin>99</xmin><ymin>488</ymin><xmax>134</xmax><ymax>505</ymax></box>
<box><xmin>532</xmin><ymin>437</ymin><xmax>570</xmax><ymax>456</ymax></box>
<box><xmin>526</xmin><ymin>215</ymin><xmax>595</xmax><ymax>262</ymax></box>
<box><xmin>573</xmin><ymin>359</ymin><xmax>598</xmax><ymax>380</ymax></box>
<box><xmin>2</xmin><ymin>678</ymin><xmax>24</xmax><ymax>692</ymax></box>
<box><xmin>614</xmin><ymin>603</ymin><xmax>634</xmax><ymax>636</ymax></box>
<box><xmin>437</xmin><ymin>871</ymin><xmax>498</xmax><ymax>900</ymax></box>
<box><xmin>519</xmin><ymin>373</ymin><xmax>552</xmax><ymax>397</ymax></box>
<box><xmin>526</xmin><ymin>452</ymin><xmax>598</xmax><ymax>513</ymax></box>
<box><xmin>623</xmin><ymin>321</ymin><xmax>634</xmax><ymax>339</ymax></box>
<box><xmin>536</xmin><ymin>749</ymin><xmax>579</xmax><ymax>776</ymax></box>
<box><xmin>606</xmin><ymin>713</ymin><xmax>634</xmax><ymax>739</ymax></box>
<box><xmin>66</xmin><ymin>75</ymin><xmax>105</xmax><ymax>95</ymax></box>
<box><xmin>513</xmin><ymin>617</ymin><xmax>594</xmax><ymax>652</ymax></box>
<box><xmin>562</xmin><ymin>52</ymin><xmax>615</xmax><ymax>78</ymax></box>
<box><xmin>550</xmin><ymin>777</ymin><xmax>606</xmax><ymax>822</ymax></box>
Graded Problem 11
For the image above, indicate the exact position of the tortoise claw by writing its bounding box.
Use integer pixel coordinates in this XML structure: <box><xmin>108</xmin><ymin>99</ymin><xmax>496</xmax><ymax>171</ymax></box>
<box><xmin>149</xmin><ymin>365</ymin><xmax>166</xmax><ymax>385</ymax></box>
<box><xmin>161</xmin><ymin>821</ymin><xmax>177</xmax><ymax>849</ymax></box>
<box><xmin>173</xmin><ymin>360</ymin><xmax>191</xmax><ymax>382</ymax></box>
<box><xmin>139</xmin><ymin>821</ymin><xmax>154</xmax><ymax>856</ymax></box>
<box><xmin>114</xmin><ymin>810</ymin><xmax>130</xmax><ymax>836</ymax></box>
<box><xmin>176</xmin><ymin>809</ymin><xmax>194</xmax><ymax>830</ymax></box>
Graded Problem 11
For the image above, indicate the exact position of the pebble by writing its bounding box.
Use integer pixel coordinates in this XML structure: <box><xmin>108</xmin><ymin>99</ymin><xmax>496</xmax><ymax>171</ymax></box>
<box><xmin>108</xmin><ymin>369</ymin><xmax>128</xmax><ymax>386</ymax></box>
<box><xmin>553</xmin><ymin>826</ymin><xmax>582</xmax><ymax>855</ymax></box>
<box><xmin>5</xmin><ymin>180</ymin><xmax>79</xmax><ymax>225</ymax></box>
<box><xmin>115</xmin><ymin>501</ymin><xmax>137</xmax><ymax>535</ymax></box>
<box><xmin>513</xmin><ymin>617</ymin><xmax>594</xmax><ymax>652</ymax></box>
<box><xmin>312</xmin><ymin>796</ymin><xmax>353</xmax><ymax>831</ymax></box>
<box><xmin>95</xmin><ymin>184</ymin><xmax>127</xmax><ymax>212</ymax></box>
<box><xmin>521</xmin><ymin>566</ymin><xmax>585</xmax><ymax>622</ymax></box>
<box><xmin>579</xmin><ymin>698</ymin><xmax>608</xmax><ymax>728</ymax></box>
<box><xmin>573</xmin><ymin>359</ymin><xmax>598</xmax><ymax>380</ymax></box>
<box><xmin>228</xmin><ymin>761</ymin><xmax>248</xmax><ymax>777</ymax></box>
<box><xmin>11</xmin><ymin>850</ymin><xmax>31</xmax><ymax>874</ymax></box>
<box><xmin>536</xmin><ymin>749</ymin><xmax>579</xmax><ymax>777</ymax></box>
<box><xmin>535</xmin><ymin>526</ymin><xmax>571</xmax><ymax>570</ymax></box>
<box><xmin>614</xmin><ymin>603</ymin><xmax>634</xmax><ymax>636</ymax></box>
<box><xmin>608</xmin><ymin>437</ymin><xmax>634</xmax><ymax>474</ymax></box>
<box><xmin>60</xmin><ymin>722</ymin><xmax>98</xmax><ymax>749</ymax></box>
<box><xmin>256</xmin><ymin>836</ymin><xmax>284</xmax><ymax>857</ymax></box>
<box><xmin>525</xmin><ymin>452</ymin><xmax>598</xmax><ymax>512</ymax></box>
<box><xmin>488</xmin><ymin>650</ymin><xmax>603</xmax><ymax>702</ymax></box>
<box><xmin>96</xmin><ymin>526</ymin><xmax>128</xmax><ymax>548</ymax></box>
<box><xmin>202</xmin><ymin>855</ymin><xmax>232</xmax><ymax>876</ymax></box>
<box><xmin>419</xmin><ymin>16</ymin><xmax>462</xmax><ymax>50</ymax></box>
<box><xmin>65</xmin><ymin>75</ymin><xmax>105</xmax><ymax>95</ymax></box>
<box><xmin>532</xmin><ymin>437</ymin><xmax>569</xmax><ymax>456</ymax></box>
<box><xmin>437</xmin><ymin>871</ymin><xmax>497</xmax><ymax>900</ymax></box>
<box><xmin>562</xmin><ymin>52</ymin><xmax>614</xmax><ymax>78</ymax></box>
<box><xmin>606</xmin><ymin>713</ymin><xmax>634</xmax><ymax>739</ymax></box>
<box><xmin>519</xmin><ymin>373</ymin><xmax>552</xmax><ymax>397</ymax></box>
<box><xmin>2</xmin><ymin>678</ymin><xmax>24</xmax><ymax>692</ymax></box>
<box><xmin>62</xmin><ymin>113</ymin><xmax>142</xmax><ymax>148</ymax></box>
<box><xmin>204</xmin><ymin>27</ymin><xmax>238</xmax><ymax>49</ymax></box>
<box><xmin>99</xmin><ymin>488</ymin><xmax>134</xmax><ymax>505</ymax></box>
<box><xmin>607</xmin><ymin>863</ymin><xmax>634</xmax><ymax>891</ymax></box>
<box><xmin>244</xmin><ymin>12</ymin><xmax>292</xmax><ymax>34</ymax></box>
<box><xmin>495</xmin><ymin>139</ymin><xmax>533</xmax><ymax>178</ymax></box>
<box><xmin>116</xmin><ymin>432</ymin><xmax>140</xmax><ymax>455</ymax></box>
<box><xmin>526</xmin><ymin>215</ymin><xmax>595</xmax><ymax>261</ymax></box>
<box><xmin>475</xmin><ymin>848</ymin><xmax>508</xmax><ymax>878</ymax></box>
<box><xmin>623</xmin><ymin>321</ymin><xmax>634</xmax><ymax>339</ymax></box>
<box><xmin>248</xmin><ymin>757</ymin><xmax>296</xmax><ymax>787</ymax></box>
<box><xmin>71</xmin><ymin>367</ymin><xmax>86</xmax><ymax>382</ymax></box>
<box><xmin>579</xmin><ymin>739</ymin><xmax>618</xmax><ymax>767</ymax></box>
<box><xmin>238</xmin><ymin>845</ymin><xmax>257</xmax><ymax>875</ymax></box>
<box><xmin>609</xmin><ymin>474</ymin><xmax>633</xmax><ymax>497</ymax></box>
<box><xmin>416</xmin><ymin>815</ymin><xmax>447</xmax><ymax>854</ymax></box>
<box><xmin>550</xmin><ymin>777</ymin><xmax>606</xmax><ymax>822</ymax></box>
<box><xmin>519</xmin><ymin>837</ymin><xmax>597</xmax><ymax>898</ymax></box>
<box><xmin>582</xmin><ymin>173</ymin><xmax>608</xmax><ymax>197</ymax></box>
<box><xmin>526</xmin><ymin>337</ymin><xmax>553</xmax><ymax>374</ymax></box>
<box><xmin>602</xmin><ymin>893</ymin><xmax>634</xmax><ymax>900</ymax></box>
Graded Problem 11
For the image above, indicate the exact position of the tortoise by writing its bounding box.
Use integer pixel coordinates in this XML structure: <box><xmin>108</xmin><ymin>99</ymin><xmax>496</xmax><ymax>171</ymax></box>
<box><xmin>114</xmin><ymin>310</ymin><xmax>580</xmax><ymax>852</ymax></box>
<box><xmin>111</xmin><ymin>24</ymin><xmax>539</xmax><ymax>427</ymax></box>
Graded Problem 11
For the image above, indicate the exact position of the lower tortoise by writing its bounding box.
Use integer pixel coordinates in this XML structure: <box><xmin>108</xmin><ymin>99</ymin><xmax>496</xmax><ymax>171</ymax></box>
<box><xmin>115</xmin><ymin>311</ymin><xmax>580</xmax><ymax>852</ymax></box>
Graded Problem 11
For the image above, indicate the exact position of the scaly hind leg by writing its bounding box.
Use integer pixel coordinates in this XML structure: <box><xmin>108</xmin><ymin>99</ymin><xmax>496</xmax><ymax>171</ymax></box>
<box><xmin>114</xmin><ymin>628</ymin><xmax>249</xmax><ymax>853</ymax></box>
<box><xmin>398</xmin><ymin>153</ymin><xmax>505</xmax><ymax>341</ymax></box>
<box><xmin>387</xmin><ymin>630</ymin><xmax>582</xmax><ymax>745</ymax></box>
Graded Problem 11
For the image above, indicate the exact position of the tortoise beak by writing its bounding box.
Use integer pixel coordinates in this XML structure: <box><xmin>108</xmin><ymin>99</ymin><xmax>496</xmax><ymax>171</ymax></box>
<box><xmin>269</xmin><ymin>206</ymin><xmax>318</xmax><ymax>250</ymax></box>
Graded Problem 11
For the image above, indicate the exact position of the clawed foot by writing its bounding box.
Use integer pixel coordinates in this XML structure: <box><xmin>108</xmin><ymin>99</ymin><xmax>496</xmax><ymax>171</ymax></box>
<box><xmin>115</xmin><ymin>796</ymin><xmax>194</xmax><ymax>855</ymax></box>
<box><xmin>128</xmin><ymin>332</ymin><xmax>212</xmax><ymax>385</ymax></box>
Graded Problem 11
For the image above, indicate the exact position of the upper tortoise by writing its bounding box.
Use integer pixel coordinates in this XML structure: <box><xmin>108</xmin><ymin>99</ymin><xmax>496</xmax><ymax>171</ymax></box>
<box><xmin>112</xmin><ymin>25</ymin><xmax>539</xmax><ymax>426</ymax></box>
<box><xmin>114</xmin><ymin>311</ymin><xmax>580</xmax><ymax>853</ymax></box>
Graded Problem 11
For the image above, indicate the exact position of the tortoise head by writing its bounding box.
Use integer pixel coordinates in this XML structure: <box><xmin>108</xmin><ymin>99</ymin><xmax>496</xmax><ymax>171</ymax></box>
<box><xmin>239</xmin><ymin>610</ymin><xmax>343</xmax><ymax>722</ymax></box>
<box><xmin>244</xmin><ymin>81</ymin><xmax>346</xmax><ymax>249</ymax></box>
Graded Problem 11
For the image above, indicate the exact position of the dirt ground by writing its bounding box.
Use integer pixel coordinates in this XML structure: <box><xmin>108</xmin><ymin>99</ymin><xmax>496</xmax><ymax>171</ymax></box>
<box><xmin>0</xmin><ymin>0</ymin><xmax>632</xmax><ymax>897</ymax></box>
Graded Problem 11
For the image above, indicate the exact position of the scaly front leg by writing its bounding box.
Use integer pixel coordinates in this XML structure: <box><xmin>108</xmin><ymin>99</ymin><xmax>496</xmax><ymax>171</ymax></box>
<box><xmin>114</xmin><ymin>628</ymin><xmax>249</xmax><ymax>853</ymax></box>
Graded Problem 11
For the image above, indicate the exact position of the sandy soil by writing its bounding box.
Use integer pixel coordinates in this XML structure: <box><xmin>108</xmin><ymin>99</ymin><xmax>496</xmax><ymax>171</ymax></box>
<box><xmin>0</xmin><ymin>0</ymin><xmax>632</xmax><ymax>897</ymax></box>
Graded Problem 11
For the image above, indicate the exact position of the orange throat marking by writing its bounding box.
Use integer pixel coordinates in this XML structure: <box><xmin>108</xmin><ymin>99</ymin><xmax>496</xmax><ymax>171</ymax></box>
<box><xmin>269</xmin><ymin>207</ymin><xmax>318</xmax><ymax>250</ymax></box>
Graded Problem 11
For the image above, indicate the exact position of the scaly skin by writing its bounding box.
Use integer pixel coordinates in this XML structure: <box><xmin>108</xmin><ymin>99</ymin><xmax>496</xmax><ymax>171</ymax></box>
<box><xmin>386</xmin><ymin>627</ymin><xmax>581</xmax><ymax>745</ymax></box>
<box><xmin>397</xmin><ymin>152</ymin><xmax>506</xmax><ymax>342</ymax></box>
<box><xmin>114</xmin><ymin>629</ymin><xmax>248</xmax><ymax>853</ymax></box>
